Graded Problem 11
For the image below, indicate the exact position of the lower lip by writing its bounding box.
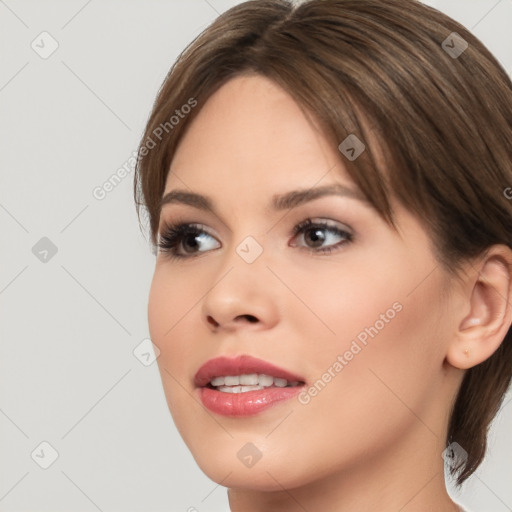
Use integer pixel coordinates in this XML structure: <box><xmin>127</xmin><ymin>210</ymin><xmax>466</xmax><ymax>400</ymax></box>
<box><xmin>198</xmin><ymin>386</ymin><xmax>304</xmax><ymax>416</ymax></box>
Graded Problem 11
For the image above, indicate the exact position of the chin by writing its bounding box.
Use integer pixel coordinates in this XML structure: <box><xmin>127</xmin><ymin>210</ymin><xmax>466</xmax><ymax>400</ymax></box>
<box><xmin>194</xmin><ymin>454</ymin><xmax>311</xmax><ymax>492</ymax></box>
<box><xmin>185</xmin><ymin>433</ymin><xmax>336</xmax><ymax>493</ymax></box>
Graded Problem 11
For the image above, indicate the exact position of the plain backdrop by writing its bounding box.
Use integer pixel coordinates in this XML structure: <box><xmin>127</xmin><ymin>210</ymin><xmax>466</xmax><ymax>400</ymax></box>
<box><xmin>1</xmin><ymin>1</ymin><xmax>511</xmax><ymax>511</ymax></box>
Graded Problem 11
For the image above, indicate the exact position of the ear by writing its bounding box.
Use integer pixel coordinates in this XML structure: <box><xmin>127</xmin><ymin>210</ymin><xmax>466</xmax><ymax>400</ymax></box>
<box><xmin>447</xmin><ymin>245</ymin><xmax>512</xmax><ymax>370</ymax></box>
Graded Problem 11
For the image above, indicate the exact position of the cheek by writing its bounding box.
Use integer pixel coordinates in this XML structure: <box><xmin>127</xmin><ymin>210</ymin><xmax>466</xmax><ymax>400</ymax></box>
<box><xmin>148</xmin><ymin>263</ymin><xmax>207</xmax><ymax>342</ymax></box>
<box><xmin>147</xmin><ymin>266</ymin><xmax>210</xmax><ymax>441</ymax></box>
<box><xmin>284</xmin><ymin>245</ymin><xmax>445</xmax><ymax>360</ymax></box>
<box><xmin>270</xmin><ymin>271</ymin><xmax>448</xmax><ymax>485</ymax></box>
<box><xmin>277</xmin><ymin>253</ymin><xmax>407</xmax><ymax>362</ymax></box>
<box><xmin>147</xmin><ymin>266</ymin><xmax>205</xmax><ymax>396</ymax></box>
<box><xmin>286</xmin><ymin>254</ymin><xmax>448</xmax><ymax>428</ymax></box>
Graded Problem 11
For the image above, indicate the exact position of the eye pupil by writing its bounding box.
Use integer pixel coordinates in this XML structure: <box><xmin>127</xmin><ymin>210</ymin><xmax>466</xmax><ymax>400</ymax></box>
<box><xmin>183</xmin><ymin>233</ymin><xmax>201</xmax><ymax>252</ymax></box>
<box><xmin>306</xmin><ymin>228</ymin><xmax>326</xmax><ymax>247</ymax></box>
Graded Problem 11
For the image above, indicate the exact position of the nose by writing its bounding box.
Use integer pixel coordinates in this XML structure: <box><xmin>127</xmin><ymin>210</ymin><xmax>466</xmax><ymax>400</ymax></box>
<box><xmin>200</xmin><ymin>243</ymin><xmax>280</xmax><ymax>333</ymax></box>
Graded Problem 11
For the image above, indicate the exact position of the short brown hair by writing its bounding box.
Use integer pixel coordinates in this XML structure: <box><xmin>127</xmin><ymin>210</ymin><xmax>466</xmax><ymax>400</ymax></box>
<box><xmin>134</xmin><ymin>0</ymin><xmax>512</xmax><ymax>484</ymax></box>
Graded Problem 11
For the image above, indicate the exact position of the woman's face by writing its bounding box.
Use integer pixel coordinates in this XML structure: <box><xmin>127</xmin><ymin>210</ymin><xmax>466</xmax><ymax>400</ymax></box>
<box><xmin>148</xmin><ymin>74</ymin><xmax>462</xmax><ymax>491</ymax></box>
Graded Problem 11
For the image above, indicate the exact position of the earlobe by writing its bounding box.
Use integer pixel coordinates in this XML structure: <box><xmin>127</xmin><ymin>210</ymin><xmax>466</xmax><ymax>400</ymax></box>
<box><xmin>447</xmin><ymin>246</ymin><xmax>512</xmax><ymax>370</ymax></box>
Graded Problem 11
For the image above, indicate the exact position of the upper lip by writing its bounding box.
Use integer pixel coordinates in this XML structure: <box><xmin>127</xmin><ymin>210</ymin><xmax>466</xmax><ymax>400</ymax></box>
<box><xmin>194</xmin><ymin>355</ymin><xmax>306</xmax><ymax>388</ymax></box>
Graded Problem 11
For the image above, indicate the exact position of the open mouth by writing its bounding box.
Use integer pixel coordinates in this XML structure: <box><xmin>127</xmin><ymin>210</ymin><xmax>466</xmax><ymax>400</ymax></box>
<box><xmin>194</xmin><ymin>354</ymin><xmax>307</xmax><ymax>416</ymax></box>
<box><xmin>206</xmin><ymin>373</ymin><xmax>304</xmax><ymax>393</ymax></box>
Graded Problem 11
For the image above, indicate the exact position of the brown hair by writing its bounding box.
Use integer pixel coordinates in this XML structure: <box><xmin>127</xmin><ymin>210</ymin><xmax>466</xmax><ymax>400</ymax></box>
<box><xmin>134</xmin><ymin>0</ymin><xmax>512</xmax><ymax>484</ymax></box>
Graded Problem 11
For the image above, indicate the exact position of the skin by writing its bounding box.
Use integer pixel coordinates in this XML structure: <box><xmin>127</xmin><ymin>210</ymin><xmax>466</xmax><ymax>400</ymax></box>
<box><xmin>147</xmin><ymin>74</ymin><xmax>512</xmax><ymax>512</ymax></box>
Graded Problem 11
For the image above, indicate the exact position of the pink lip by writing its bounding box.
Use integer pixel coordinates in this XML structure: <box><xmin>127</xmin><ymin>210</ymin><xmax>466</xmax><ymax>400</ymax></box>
<box><xmin>194</xmin><ymin>355</ymin><xmax>305</xmax><ymax>417</ymax></box>
<box><xmin>194</xmin><ymin>354</ymin><xmax>305</xmax><ymax>387</ymax></box>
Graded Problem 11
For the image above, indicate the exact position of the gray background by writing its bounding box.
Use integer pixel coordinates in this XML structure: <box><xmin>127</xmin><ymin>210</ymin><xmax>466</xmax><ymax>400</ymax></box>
<box><xmin>0</xmin><ymin>1</ymin><xmax>511</xmax><ymax>511</ymax></box>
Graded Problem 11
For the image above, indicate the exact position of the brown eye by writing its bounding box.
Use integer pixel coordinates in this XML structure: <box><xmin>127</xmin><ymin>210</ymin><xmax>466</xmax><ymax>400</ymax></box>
<box><xmin>157</xmin><ymin>223</ymin><xmax>220</xmax><ymax>259</ymax></box>
<box><xmin>291</xmin><ymin>218</ymin><xmax>353</xmax><ymax>253</ymax></box>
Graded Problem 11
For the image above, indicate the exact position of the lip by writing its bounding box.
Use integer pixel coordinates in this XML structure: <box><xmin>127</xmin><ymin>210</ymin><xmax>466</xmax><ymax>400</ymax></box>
<box><xmin>194</xmin><ymin>354</ymin><xmax>305</xmax><ymax>387</ymax></box>
<box><xmin>194</xmin><ymin>354</ymin><xmax>306</xmax><ymax>417</ymax></box>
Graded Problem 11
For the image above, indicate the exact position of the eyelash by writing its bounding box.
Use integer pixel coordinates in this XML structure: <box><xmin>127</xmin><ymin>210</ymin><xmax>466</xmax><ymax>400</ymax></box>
<box><xmin>157</xmin><ymin>218</ymin><xmax>353</xmax><ymax>260</ymax></box>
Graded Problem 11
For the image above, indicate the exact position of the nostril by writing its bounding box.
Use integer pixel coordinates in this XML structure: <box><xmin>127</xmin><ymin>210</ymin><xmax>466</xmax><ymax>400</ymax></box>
<box><xmin>207</xmin><ymin>315</ymin><xmax>219</xmax><ymax>327</ymax></box>
<box><xmin>239</xmin><ymin>314</ymin><xmax>258</xmax><ymax>323</ymax></box>
<box><xmin>207</xmin><ymin>314</ymin><xmax>258</xmax><ymax>327</ymax></box>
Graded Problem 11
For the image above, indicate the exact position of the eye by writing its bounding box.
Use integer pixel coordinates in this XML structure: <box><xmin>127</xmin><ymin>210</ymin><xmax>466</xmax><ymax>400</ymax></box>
<box><xmin>157</xmin><ymin>218</ymin><xmax>353</xmax><ymax>260</ymax></box>
<box><xmin>157</xmin><ymin>222</ymin><xmax>220</xmax><ymax>259</ymax></box>
<box><xmin>290</xmin><ymin>218</ymin><xmax>353</xmax><ymax>254</ymax></box>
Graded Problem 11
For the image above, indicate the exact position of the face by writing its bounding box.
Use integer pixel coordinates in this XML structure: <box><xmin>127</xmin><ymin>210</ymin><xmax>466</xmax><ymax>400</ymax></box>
<box><xmin>148</xmin><ymin>74</ymin><xmax>460</xmax><ymax>491</ymax></box>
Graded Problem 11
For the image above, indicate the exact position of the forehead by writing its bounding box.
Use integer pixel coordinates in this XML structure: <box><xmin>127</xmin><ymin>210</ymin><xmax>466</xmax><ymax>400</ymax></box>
<box><xmin>166</xmin><ymin>74</ymin><xmax>350</xmax><ymax>194</ymax></box>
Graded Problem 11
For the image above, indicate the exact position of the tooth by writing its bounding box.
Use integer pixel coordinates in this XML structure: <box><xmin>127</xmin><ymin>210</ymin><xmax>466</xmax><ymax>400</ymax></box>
<box><xmin>217</xmin><ymin>386</ymin><xmax>239</xmax><ymax>393</ymax></box>
<box><xmin>213</xmin><ymin>374</ymin><xmax>300</xmax><ymax>390</ymax></box>
<box><xmin>258</xmin><ymin>374</ymin><xmax>274</xmax><ymax>387</ymax></box>
<box><xmin>211</xmin><ymin>376</ymin><xmax>225</xmax><ymax>386</ymax></box>
<box><xmin>216</xmin><ymin>385</ymin><xmax>265</xmax><ymax>393</ymax></box>
<box><xmin>239</xmin><ymin>373</ymin><xmax>259</xmax><ymax>385</ymax></box>
<box><xmin>240</xmin><ymin>385</ymin><xmax>263</xmax><ymax>392</ymax></box>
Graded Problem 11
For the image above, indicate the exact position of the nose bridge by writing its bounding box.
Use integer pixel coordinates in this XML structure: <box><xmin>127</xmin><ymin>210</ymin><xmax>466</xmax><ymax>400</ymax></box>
<box><xmin>214</xmin><ymin>232</ymin><xmax>270</xmax><ymax>298</ymax></box>
<box><xmin>217</xmin><ymin>213</ymin><xmax>270</xmax><ymax>272</ymax></box>
<box><xmin>200</xmin><ymin>229</ymin><xmax>278</xmax><ymax>329</ymax></box>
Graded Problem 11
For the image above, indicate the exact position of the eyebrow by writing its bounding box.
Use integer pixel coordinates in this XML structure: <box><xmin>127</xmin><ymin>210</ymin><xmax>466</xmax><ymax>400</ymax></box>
<box><xmin>159</xmin><ymin>183</ymin><xmax>368</xmax><ymax>214</ymax></box>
